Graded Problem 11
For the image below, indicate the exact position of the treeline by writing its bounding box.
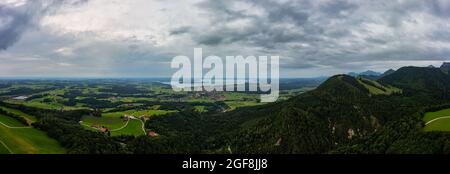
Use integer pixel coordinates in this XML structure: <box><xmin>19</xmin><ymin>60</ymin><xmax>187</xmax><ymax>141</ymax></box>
<box><xmin>60</xmin><ymin>89</ymin><xmax>159</xmax><ymax>99</ymax></box>
<box><xmin>98</xmin><ymin>85</ymin><xmax>149</xmax><ymax>94</ymax></box>
<box><xmin>0</xmin><ymin>83</ymin><xmax>12</xmax><ymax>89</ymax></box>
<box><xmin>422</xmin><ymin>103</ymin><xmax>450</xmax><ymax>113</ymax></box>
<box><xmin>331</xmin><ymin>112</ymin><xmax>450</xmax><ymax>154</ymax></box>
<box><xmin>0</xmin><ymin>102</ymin><xmax>99</xmax><ymax>121</ymax></box>
<box><xmin>0</xmin><ymin>108</ymin><xmax>29</xmax><ymax>126</ymax></box>
<box><xmin>33</xmin><ymin>117</ymin><xmax>128</xmax><ymax>154</ymax></box>
<box><xmin>77</xmin><ymin>98</ymin><xmax>124</xmax><ymax>109</ymax></box>
<box><xmin>0</xmin><ymin>102</ymin><xmax>131</xmax><ymax>153</ymax></box>
<box><xmin>0</xmin><ymin>87</ymin><xmax>58</xmax><ymax>96</ymax></box>
<box><xmin>105</xmin><ymin>100</ymin><xmax>229</xmax><ymax>114</ymax></box>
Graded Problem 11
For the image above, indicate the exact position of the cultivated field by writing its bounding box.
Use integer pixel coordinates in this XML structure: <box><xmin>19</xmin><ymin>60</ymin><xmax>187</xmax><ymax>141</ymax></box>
<box><xmin>81</xmin><ymin>109</ymin><xmax>177</xmax><ymax>136</ymax></box>
<box><xmin>0</xmin><ymin>114</ymin><xmax>65</xmax><ymax>154</ymax></box>
<box><xmin>423</xmin><ymin>108</ymin><xmax>450</xmax><ymax>131</ymax></box>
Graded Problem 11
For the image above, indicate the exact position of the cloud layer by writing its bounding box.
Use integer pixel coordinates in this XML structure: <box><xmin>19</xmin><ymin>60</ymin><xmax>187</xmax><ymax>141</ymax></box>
<box><xmin>1</xmin><ymin>0</ymin><xmax>450</xmax><ymax>77</ymax></box>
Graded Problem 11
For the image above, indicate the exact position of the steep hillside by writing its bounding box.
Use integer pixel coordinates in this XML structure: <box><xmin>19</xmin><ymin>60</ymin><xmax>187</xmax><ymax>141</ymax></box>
<box><xmin>441</xmin><ymin>62</ymin><xmax>450</xmax><ymax>74</ymax></box>
<box><xmin>136</xmin><ymin>66</ymin><xmax>450</xmax><ymax>154</ymax></box>
<box><xmin>356</xmin><ymin>77</ymin><xmax>401</xmax><ymax>95</ymax></box>
<box><xmin>224</xmin><ymin>75</ymin><xmax>396</xmax><ymax>154</ymax></box>
<box><xmin>378</xmin><ymin>66</ymin><xmax>450</xmax><ymax>100</ymax></box>
<box><xmin>228</xmin><ymin>72</ymin><xmax>450</xmax><ymax>154</ymax></box>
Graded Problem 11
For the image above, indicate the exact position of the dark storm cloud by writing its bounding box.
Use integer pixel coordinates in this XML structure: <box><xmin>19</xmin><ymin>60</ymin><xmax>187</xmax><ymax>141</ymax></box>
<box><xmin>281</xmin><ymin>59</ymin><xmax>320</xmax><ymax>69</ymax></box>
<box><xmin>187</xmin><ymin>0</ymin><xmax>450</xmax><ymax>72</ymax></box>
<box><xmin>0</xmin><ymin>0</ymin><xmax>89</xmax><ymax>50</ymax></box>
<box><xmin>169</xmin><ymin>27</ymin><xmax>191</xmax><ymax>36</ymax></box>
<box><xmin>196</xmin><ymin>35</ymin><xmax>224</xmax><ymax>45</ymax></box>
<box><xmin>192</xmin><ymin>0</ymin><xmax>316</xmax><ymax>48</ymax></box>
<box><xmin>2</xmin><ymin>0</ymin><xmax>450</xmax><ymax>77</ymax></box>
<box><xmin>0</xmin><ymin>5</ymin><xmax>31</xmax><ymax>50</ymax></box>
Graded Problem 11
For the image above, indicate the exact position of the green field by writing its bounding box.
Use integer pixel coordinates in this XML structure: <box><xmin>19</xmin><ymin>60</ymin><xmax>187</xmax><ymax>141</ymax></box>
<box><xmin>225</xmin><ymin>101</ymin><xmax>263</xmax><ymax>111</ymax></box>
<box><xmin>0</xmin><ymin>115</ymin><xmax>65</xmax><ymax>154</ymax></box>
<box><xmin>0</xmin><ymin>106</ymin><xmax>37</xmax><ymax>123</ymax></box>
<box><xmin>194</xmin><ymin>105</ymin><xmax>207</xmax><ymax>113</ymax></box>
<box><xmin>81</xmin><ymin>115</ymin><xmax>127</xmax><ymax>130</ymax></box>
<box><xmin>81</xmin><ymin>109</ymin><xmax>175</xmax><ymax>136</ymax></box>
<box><xmin>0</xmin><ymin>141</ymin><xmax>12</xmax><ymax>154</ymax></box>
<box><xmin>111</xmin><ymin>119</ymin><xmax>146</xmax><ymax>136</ymax></box>
<box><xmin>6</xmin><ymin>99</ymin><xmax>85</xmax><ymax>111</ymax></box>
<box><xmin>424</xmin><ymin>118</ymin><xmax>450</xmax><ymax>131</ymax></box>
<box><xmin>356</xmin><ymin>78</ymin><xmax>402</xmax><ymax>95</ymax></box>
<box><xmin>423</xmin><ymin>108</ymin><xmax>450</xmax><ymax>131</ymax></box>
<box><xmin>0</xmin><ymin>114</ymin><xmax>27</xmax><ymax>127</ymax></box>
<box><xmin>81</xmin><ymin>116</ymin><xmax>145</xmax><ymax>136</ymax></box>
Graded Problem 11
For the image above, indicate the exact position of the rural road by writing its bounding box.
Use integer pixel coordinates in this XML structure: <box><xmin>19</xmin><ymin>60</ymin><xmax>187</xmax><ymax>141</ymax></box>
<box><xmin>137</xmin><ymin>119</ymin><xmax>146</xmax><ymax>135</ymax></box>
<box><xmin>80</xmin><ymin>120</ymin><xmax>129</xmax><ymax>132</ymax></box>
<box><xmin>0</xmin><ymin>121</ymin><xmax>31</xmax><ymax>129</ymax></box>
<box><xmin>113</xmin><ymin>118</ymin><xmax>145</xmax><ymax>134</ymax></box>
<box><xmin>108</xmin><ymin>118</ymin><xmax>146</xmax><ymax>135</ymax></box>
<box><xmin>0</xmin><ymin>120</ymin><xmax>29</xmax><ymax>154</ymax></box>
<box><xmin>425</xmin><ymin>116</ymin><xmax>450</xmax><ymax>125</ymax></box>
<box><xmin>0</xmin><ymin>140</ymin><xmax>13</xmax><ymax>154</ymax></box>
<box><xmin>110</xmin><ymin>119</ymin><xmax>130</xmax><ymax>132</ymax></box>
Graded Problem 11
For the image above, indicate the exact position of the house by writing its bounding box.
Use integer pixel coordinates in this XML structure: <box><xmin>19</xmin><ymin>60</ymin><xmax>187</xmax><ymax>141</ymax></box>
<box><xmin>122</xmin><ymin>114</ymin><xmax>135</xmax><ymax>120</ymax></box>
<box><xmin>91</xmin><ymin>124</ymin><xmax>109</xmax><ymax>133</ymax></box>
<box><xmin>141</xmin><ymin>115</ymin><xmax>151</xmax><ymax>122</ymax></box>
<box><xmin>91</xmin><ymin>124</ymin><xmax>101</xmax><ymax>129</ymax></box>
<box><xmin>148</xmin><ymin>131</ymin><xmax>159</xmax><ymax>137</ymax></box>
<box><xmin>99</xmin><ymin>126</ymin><xmax>109</xmax><ymax>133</ymax></box>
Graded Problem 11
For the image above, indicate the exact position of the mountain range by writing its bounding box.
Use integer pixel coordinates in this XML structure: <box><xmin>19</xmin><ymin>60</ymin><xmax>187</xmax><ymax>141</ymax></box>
<box><xmin>441</xmin><ymin>62</ymin><xmax>450</xmax><ymax>74</ymax></box>
<box><xmin>348</xmin><ymin>70</ymin><xmax>382</xmax><ymax>77</ymax></box>
<box><xmin>348</xmin><ymin>62</ymin><xmax>450</xmax><ymax>81</ymax></box>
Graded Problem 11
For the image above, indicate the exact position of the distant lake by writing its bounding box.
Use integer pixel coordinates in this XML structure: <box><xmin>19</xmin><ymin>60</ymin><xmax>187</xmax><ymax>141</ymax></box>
<box><xmin>160</xmin><ymin>79</ymin><xmax>274</xmax><ymax>90</ymax></box>
<box><xmin>13</xmin><ymin>96</ymin><xmax>28</xmax><ymax>100</ymax></box>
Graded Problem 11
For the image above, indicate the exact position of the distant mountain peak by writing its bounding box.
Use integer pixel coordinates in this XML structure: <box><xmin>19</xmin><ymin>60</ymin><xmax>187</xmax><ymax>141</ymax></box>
<box><xmin>316</xmin><ymin>74</ymin><xmax>370</xmax><ymax>96</ymax></box>
<box><xmin>440</xmin><ymin>62</ymin><xmax>450</xmax><ymax>74</ymax></box>
<box><xmin>316</xmin><ymin>74</ymin><xmax>400</xmax><ymax>98</ymax></box>
<box><xmin>378</xmin><ymin>66</ymin><xmax>450</xmax><ymax>97</ymax></box>
<box><xmin>381</xmin><ymin>69</ymin><xmax>396</xmax><ymax>77</ymax></box>
<box><xmin>347</xmin><ymin>70</ymin><xmax>382</xmax><ymax>77</ymax></box>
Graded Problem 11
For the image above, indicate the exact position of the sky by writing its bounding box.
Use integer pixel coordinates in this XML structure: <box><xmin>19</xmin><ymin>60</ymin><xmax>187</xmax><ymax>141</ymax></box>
<box><xmin>1</xmin><ymin>0</ymin><xmax>450</xmax><ymax>78</ymax></box>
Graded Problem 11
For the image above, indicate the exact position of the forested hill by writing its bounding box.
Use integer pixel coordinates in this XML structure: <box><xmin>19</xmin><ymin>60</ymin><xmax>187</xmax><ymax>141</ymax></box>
<box><xmin>225</xmin><ymin>75</ymin><xmax>399</xmax><ymax>153</ymax></box>
<box><xmin>139</xmin><ymin>66</ymin><xmax>450</xmax><ymax>154</ymax></box>
<box><xmin>378</xmin><ymin>66</ymin><xmax>450</xmax><ymax>100</ymax></box>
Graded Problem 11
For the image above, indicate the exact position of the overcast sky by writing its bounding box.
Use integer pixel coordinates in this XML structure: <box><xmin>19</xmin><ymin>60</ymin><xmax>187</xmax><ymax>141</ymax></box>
<box><xmin>1</xmin><ymin>0</ymin><xmax>450</xmax><ymax>78</ymax></box>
